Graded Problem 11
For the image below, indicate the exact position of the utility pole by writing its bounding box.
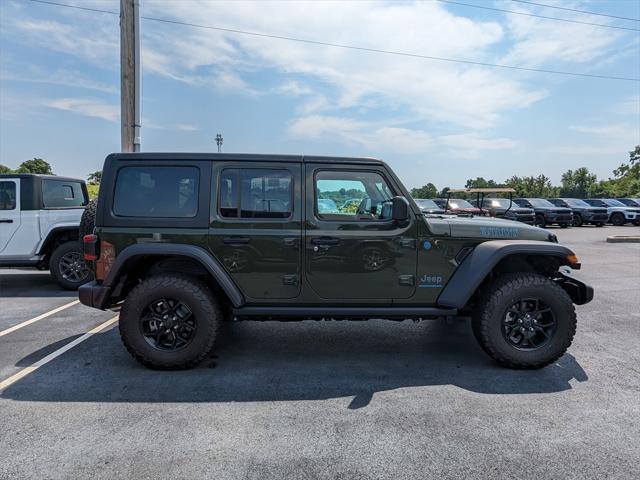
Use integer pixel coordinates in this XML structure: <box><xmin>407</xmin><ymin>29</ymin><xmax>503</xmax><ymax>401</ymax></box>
<box><xmin>215</xmin><ymin>133</ymin><xmax>223</xmax><ymax>153</ymax></box>
<box><xmin>120</xmin><ymin>0</ymin><xmax>141</xmax><ymax>152</ymax></box>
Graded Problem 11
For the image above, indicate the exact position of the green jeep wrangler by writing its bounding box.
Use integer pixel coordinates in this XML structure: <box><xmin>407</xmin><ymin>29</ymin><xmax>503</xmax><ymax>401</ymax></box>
<box><xmin>79</xmin><ymin>153</ymin><xmax>593</xmax><ymax>370</ymax></box>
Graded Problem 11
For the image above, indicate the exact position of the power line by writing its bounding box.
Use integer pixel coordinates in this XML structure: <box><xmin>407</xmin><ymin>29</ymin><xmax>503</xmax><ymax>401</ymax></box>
<box><xmin>436</xmin><ymin>0</ymin><xmax>640</xmax><ymax>31</ymax></box>
<box><xmin>24</xmin><ymin>0</ymin><xmax>640</xmax><ymax>82</ymax></box>
<box><xmin>511</xmin><ymin>0</ymin><xmax>640</xmax><ymax>22</ymax></box>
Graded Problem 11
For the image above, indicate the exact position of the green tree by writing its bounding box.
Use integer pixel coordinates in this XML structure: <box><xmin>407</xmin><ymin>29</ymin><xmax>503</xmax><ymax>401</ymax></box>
<box><xmin>559</xmin><ymin>167</ymin><xmax>597</xmax><ymax>198</ymax></box>
<box><xmin>88</xmin><ymin>171</ymin><xmax>102</xmax><ymax>185</ymax></box>
<box><xmin>504</xmin><ymin>175</ymin><xmax>557</xmax><ymax>197</ymax></box>
<box><xmin>464</xmin><ymin>177</ymin><xmax>500</xmax><ymax>189</ymax></box>
<box><xmin>0</xmin><ymin>164</ymin><xmax>12</xmax><ymax>174</ymax></box>
<box><xmin>15</xmin><ymin>158</ymin><xmax>53</xmax><ymax>175</ymax></box>
<box><xmin>439</xmin><ymin>186</ymin><xmax>450</xmax><ymax>198</ymax></box>
<box><xmin>410</xmin><ymin>183</ymin><xmax>438</xmax><ymax>198</ymax></box>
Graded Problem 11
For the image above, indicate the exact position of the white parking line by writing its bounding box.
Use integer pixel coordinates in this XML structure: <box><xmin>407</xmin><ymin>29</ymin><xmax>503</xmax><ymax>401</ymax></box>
<box><xmin>0</xmin><ymin>300</ymin><xmax>80</xmax><ymax>338</ymax></box>
<box><xmin>0</xmin><ymin>316</ymin><xmax>119</xmax><ymax>392</ymax></box>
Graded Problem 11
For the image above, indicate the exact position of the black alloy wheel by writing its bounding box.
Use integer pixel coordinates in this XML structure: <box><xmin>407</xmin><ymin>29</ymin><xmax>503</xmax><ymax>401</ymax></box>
<box><xmin>502</xmin><ymin>298</ymin><xmax>556</xmax><ymax>351</ymax></box>
<box><xmin>141</xmin><ymin>298</ymin><xmax>197</xmax><ymax>352</ymax></box>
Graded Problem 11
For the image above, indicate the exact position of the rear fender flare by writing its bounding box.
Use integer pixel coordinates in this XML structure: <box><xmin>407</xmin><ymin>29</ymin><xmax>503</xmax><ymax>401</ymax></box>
<box><xmin>437</xmin><ymin>240</ymin><xmax>576</xmax><ymax>309</ymax></box>
<box><xmin>104</xmin><ymin>243</ymin><xmax>244</xmax><ymax>308</ymax></box>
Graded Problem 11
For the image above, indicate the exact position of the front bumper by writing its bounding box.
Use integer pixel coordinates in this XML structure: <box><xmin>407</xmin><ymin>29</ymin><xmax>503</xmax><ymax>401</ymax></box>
<box><xmin>556</xmin><ymin>274</ymin><xmax>594</xmax><ymax>305</ymax></box>
<box><xmin>78</xmin><ymin>281</ymin><xmax>111</xmax><ymax>310</ymax></box>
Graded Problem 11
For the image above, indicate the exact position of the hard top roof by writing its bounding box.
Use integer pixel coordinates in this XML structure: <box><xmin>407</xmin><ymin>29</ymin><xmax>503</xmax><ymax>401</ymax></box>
<box><xmin>105</xmin><ymin>152</ymin><xmax>383</xmax><ymax>165</ymax></box>
<box><xmin>0</xmin><ymin>173</ymin><xmax>85</xmax><ymax>182</ymax></box>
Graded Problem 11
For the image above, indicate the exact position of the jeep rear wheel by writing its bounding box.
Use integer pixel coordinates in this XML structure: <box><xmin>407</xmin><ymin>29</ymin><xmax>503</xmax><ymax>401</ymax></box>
<box><xmin>119</xmin><ymin>275</ymin><xmax>221</xmax><ymax>369</ymax></box>
<box><xmin>472</xmin><ymin>273</ymin><xmax>576</xmax><ymax>369</ymax></box>
<box><xmin>50</xmin><ymin>241</ymin><xmax>93</xmax><ymax>290</ymax></box>
<box><xmin>79</xmin><ymin>199</ymin><xmax>97</xmax><ymax>238</ymax></box>
<box><xmin>535</xmin><ymin>214</ymin><xmax>546</xmax><ymax>228</ymax></box>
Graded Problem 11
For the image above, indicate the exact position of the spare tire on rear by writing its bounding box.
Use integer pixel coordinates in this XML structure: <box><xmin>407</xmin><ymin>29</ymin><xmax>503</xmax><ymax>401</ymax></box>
<box><xmin>80</xmin><ymin>199</ymin><xmax>97</xmax><ymax>238</ymax></box>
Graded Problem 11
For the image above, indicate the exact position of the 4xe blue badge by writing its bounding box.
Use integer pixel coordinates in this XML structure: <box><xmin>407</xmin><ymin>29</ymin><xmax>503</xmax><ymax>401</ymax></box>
<box><xmin>419</xmin><ymin>274</ymin><xmax>442</xmax><ymax>288</ymax></box>
<box><xmin>423</xmin><ymin>241</ymin><xmax>432</xmax><ymax>250</ymax></box>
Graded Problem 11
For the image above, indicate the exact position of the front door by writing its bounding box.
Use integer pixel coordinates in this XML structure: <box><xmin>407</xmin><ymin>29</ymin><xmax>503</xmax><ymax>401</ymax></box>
<box><xmin>304</xmin><ymin>164</ymin><xmax>418</xmax><ymax>301</ymax></box>
<box><xmin>208</xmin><ymin>162</ymin><xmax>302</xmax><ymax>300</ymax></box>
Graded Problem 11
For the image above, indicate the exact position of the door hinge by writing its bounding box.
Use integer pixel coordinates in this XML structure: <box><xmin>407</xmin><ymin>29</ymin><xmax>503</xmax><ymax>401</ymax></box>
<box><xmin>282</xmin><ymin>274</ymin><xmax>299</xmax><ymax>285</ymax></box>
<box><xmin>398</xmin><ymin>275</ymin><xmax>415</xmax><ymax>286</ymax></box>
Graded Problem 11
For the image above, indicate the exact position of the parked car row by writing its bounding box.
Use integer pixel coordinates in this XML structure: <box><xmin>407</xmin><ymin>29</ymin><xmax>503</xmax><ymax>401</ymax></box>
<box><xmin>413</xmin><ymin>195</ymin><xmax>640</xmax><ymax>228</ymax></box>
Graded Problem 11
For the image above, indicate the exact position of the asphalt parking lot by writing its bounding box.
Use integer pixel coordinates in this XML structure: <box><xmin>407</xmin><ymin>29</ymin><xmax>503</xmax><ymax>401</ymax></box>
<box><xmin>1</xmin><ymin>225</ymin><xmax>639</xmax><ymax>479</ymax></box>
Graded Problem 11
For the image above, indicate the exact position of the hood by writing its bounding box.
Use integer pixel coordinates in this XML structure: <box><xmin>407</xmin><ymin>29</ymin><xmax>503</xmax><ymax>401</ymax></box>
<box><xmin>423</xmin><ymin>215</ymin><xmax>551</xmax><ymax>242</ymax></box>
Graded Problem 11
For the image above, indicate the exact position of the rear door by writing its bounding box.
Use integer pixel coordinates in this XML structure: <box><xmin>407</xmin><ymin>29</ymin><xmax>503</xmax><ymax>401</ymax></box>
<box><xmin>208</xmin><ymin>161</ymin><xmax>303</xmax><ymax>300</ymax></box>
<box><xmin>304</xmin><ymin>163</ymin><xmax>418</xmax><ymax>301</ymax></box>
<box><xmin>0</xmin><ymin>179</ymin><xmax>20</xmax><ymax>253</ymax></box>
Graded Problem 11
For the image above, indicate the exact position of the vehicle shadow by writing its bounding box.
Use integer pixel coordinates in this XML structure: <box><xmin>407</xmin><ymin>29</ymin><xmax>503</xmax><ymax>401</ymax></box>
<box><xmin>0</xmin><ymin>272</ymin><xmax>76</xmax><ymax>298</ymax></box>
<box><xmin>2</xmin><ymin>319</ymin><xmax>588</xmax><ymax>408</ymax></box>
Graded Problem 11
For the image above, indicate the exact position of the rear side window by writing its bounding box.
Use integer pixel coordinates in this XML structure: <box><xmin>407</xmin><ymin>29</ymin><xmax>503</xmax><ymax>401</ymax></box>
<box><xmin>219</xmin><ymin>168</ymin><xmax>292</xmax><ymax>219</ymax></box>
<box><xmin>0</xmin><ymin>181</ymin><xmax>17</xmax><ymax>210</ymax></box>
<box><xmin>113</xmin><ymin>166</ymin><xmax>199</xmax><ymax>217</ymax></box>
<box><xmin>42</xmin><ymin>180</ymin><xmax>87</xmax><ymax>208</ymax></box>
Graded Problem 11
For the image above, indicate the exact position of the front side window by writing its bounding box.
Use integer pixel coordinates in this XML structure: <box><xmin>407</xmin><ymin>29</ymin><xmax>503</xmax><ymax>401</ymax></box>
<box><xmin>43</xmin><ymin>180</ymin><xmax>87</xmax><ymax>208</ymax></box>
<box><xmin>0</xmin><ymin>181</ymin><xmax>16</xmax><ymax>210</ymax></box>
<box><xmin>315</xmin><ymin>170</ymin><xmax>394</xmax><ymax>221</ymax></box>
<box><xmin>113</xmin><ymin>166</ymin><xmax>199</xmax><ymax>217</ymax></box>
<box><xmin>219</xmin><ymin>168</ymin><xmax>292</xmax><ymax>219</ymax></box>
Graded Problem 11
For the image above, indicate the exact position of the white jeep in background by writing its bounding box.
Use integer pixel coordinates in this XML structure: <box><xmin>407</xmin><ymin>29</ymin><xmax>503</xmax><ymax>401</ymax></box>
<box><xmin>0</xmin><ymin>174</ymin><xmax>93</xmax><ymax>289</ymax></box>
<box><xmin>585</xmin><ymin>198</ymin><xmax>640</xmax><ymax>226</ymax></box>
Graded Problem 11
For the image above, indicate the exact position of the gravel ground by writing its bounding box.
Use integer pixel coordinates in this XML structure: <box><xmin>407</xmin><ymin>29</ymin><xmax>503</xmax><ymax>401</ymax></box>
<box><xmin>0</xmin><ymin>225</ymin><xmax>639</xmax><ymax>479</ymax></box>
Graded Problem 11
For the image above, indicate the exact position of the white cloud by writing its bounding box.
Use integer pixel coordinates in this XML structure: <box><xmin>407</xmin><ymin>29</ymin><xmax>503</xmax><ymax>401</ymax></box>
<box><xmin>140</xmin><ymin>0</ymin><xmax>544</xmax><ymax>129</ymax></box>
<box><xmin>176</xmin><ymin>124</ymin><xmax>199</xmax><ymax>132</ymax></box>
<box><xmin>46</xmin><ymin>98</ymin><xmax>119</xmax><ymax>122</ymax></box>
<box><xmin>288</xmin><ymin>115</ymin><xmax>432</xmax><ymax>154</ymax></box>
<box><xmin>501</xmin><ymin>3</ymin><xmax>623</xmax><ymax>67</ymax></box>
<box><xmin>1</xmin><ymin>67</ymin><xmax>117</xmax><ymax>94</ymax></box>
<box><xmin>570</xmin><ymin>124</ymin><xmax>640</xmax><ymax>142</ymax></box>
<box><xmin>613</xmin><ymin>95</ymin><xmax>640</xmax><ymax>116</ymax></box>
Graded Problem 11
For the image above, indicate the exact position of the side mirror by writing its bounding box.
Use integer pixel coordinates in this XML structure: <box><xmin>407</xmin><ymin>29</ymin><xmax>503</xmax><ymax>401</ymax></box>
<box><xmin>391</xmin><ymin>196</ymin><xmax>410</xmax><ymax>221</ymax></box>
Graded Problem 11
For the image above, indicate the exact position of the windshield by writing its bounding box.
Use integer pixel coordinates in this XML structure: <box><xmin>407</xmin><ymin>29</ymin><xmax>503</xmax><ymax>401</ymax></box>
<box><xmin>526</xmin><ymin>198</ymin><xmax>556</xmax><ymax>208</ymax></box>
<box><xmin>603</xmin><ymin>199</ymin><xmax>626</xmax><ymax>207</ymax></box>
<box><xmin>448</xmin><ymin>199</ymin><xmax>474</xmax><ymax>209</ymax></box>
<box><xmin>415</xmin><ymin>199</ymin><xmax>440</xmax><ymax>210</ymax></box>
<box><xmin>563</xmin><ymin>198</ymin><xmax>590</xmax><ymax>207</ymax></box>
<box><xmin>482</xmin><ymin>198</ymin><xmax>512</xmax><ymax>208</ymax></box>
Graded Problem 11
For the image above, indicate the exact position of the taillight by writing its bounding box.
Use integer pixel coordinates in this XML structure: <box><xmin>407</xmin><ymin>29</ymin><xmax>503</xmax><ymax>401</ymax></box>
<box><xmin>83</xmin><ymin>234</ymin><xmax>99</xmax><ymax>261</ymax></box>
<box><xmin>95</xmin><ymin>241</ymin><xmax>115</xmax><ymax>281</ymax></box>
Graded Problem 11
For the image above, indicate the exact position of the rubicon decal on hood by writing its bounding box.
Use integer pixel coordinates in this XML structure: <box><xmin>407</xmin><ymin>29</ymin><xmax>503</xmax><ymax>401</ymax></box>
<box><xmin>479</xmin><ymin>226</ymin><xmax>520</xmax><ymax>238</ymax></box>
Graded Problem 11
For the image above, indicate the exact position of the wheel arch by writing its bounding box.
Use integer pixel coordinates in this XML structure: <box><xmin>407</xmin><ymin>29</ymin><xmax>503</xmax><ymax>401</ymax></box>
<box><xmin>104</xmin><ymin>243</ymin><xmax>244</xmax><ymax>308</ymax></box>
<box><xmin>437</xmin><ymin>240</ymin><xmax>577</xmax><ymax>309</ymax></box>
<box><xmin>36</xmin><ymin>225</ymin><xmax>80</xmax><ymax>256</ymax></box>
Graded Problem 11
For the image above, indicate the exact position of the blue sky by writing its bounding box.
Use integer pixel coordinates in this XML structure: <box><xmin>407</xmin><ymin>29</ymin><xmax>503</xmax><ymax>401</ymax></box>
<box><xmin>1</xmin><ymin>0</ymin><xmax>638</xmax><ymax>190</ymax></box>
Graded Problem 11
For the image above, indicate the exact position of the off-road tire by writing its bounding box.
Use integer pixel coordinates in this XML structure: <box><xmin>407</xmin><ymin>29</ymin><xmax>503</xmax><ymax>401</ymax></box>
<box><xmin>535</xmin><ymin>214</ymin><xmax>546</xmax><ymax>228</ymax></box>
<box><xmin>49</xmin><ymin>241</ymin><xmax>93</xmax><ymax>290</ymax></box>
<box><xmin>610</xmin><ymin>212</ymin><xmax>625</xmax><ymax>226</ymax></box>
<box><xmin>595</xmin><ymin>222</ymin><xmax>604</xmax><ymax>227</ymax></box>
<box><xmin>79</xmin><ymin>199</ymin><xmax>97</xmax><ymax>238</ymax></box>
<box><xmin>559</xmin><ymin>223</ymin><xmax>570</xmax><ymax>228</ymax></box>
<box><xmin>572</xmin><ymin>214</ymin><xmax>583</xmax><ymax>227</ymax></box>
<box><xmin>119</xmin><ymin>274</ymin><xmax>221</xmax><ymax>369</ymax></box>
<box><xmin>472</xmin><ymin>273</ymin><xmax>576</xmax><ymax>369</ymax></box>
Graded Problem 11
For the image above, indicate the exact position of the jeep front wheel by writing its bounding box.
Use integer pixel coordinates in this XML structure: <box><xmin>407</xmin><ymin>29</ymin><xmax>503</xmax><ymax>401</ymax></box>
<box><xmin>610</xmin><ymin>212</ymin><xmax>625</xmax><ymax>226</ymax></box>
<box><xmin>472</xmin><ymin>273</ymin><xmax>576</xmax><ymax>369</ymax></box>
<box><xmin>50</xmin><ymin>241</ymin><xmax>93</xmax><ymax>290</ymax></box>
<box><xmin>119</xmin><ymin>275</ymin><xmax>220</xmax><ymax>369</ymax></box>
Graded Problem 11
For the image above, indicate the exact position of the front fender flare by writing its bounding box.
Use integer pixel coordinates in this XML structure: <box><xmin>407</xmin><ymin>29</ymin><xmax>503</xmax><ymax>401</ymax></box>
<box><xmin>104</xmin><ymin>243</ymin><xmax>244</xmax><ymax>308</ymax></box>
<box><xmin>437</xmin><ymin>240</ymin><xmax>576</xmax><ymax>309</ymax></box>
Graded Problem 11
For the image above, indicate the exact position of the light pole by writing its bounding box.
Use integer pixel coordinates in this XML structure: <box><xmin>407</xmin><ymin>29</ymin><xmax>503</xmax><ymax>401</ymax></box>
<box><xmin>215</xmin><ymin>133</ymin><xmax>223</xmax><ymax>153</ymax></box>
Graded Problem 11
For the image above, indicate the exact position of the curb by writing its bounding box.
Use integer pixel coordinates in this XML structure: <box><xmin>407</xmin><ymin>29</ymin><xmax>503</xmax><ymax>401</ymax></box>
<box><xmin>606</xmin><ymin>236</ymin><xmax>640</xmax><ymax>243</ymax></box>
